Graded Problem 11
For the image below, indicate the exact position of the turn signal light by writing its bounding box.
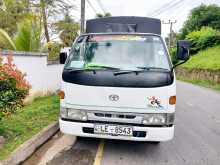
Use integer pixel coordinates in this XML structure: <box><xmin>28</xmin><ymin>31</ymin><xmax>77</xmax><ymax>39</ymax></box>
<box><xmin>58</xmin><ymin>90</ymin><xmax>65</xmax><ymax>99</ymax></box>
<box><xmin>169</xmin><ymin>96</ymin><xmax>176</xmax><ymax>105</ymax></box>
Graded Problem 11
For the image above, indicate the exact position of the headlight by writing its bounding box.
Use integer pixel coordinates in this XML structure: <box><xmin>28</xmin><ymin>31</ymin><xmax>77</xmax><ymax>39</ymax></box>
<box><xmin>142</xmin><ymin>113</ymin><xmax>174</xmax><ymax>125</ymax></box>
<box><xmin>60</xmin><ymin>108</ymin><xmax>88</xmax><ymax>121</ymax></box>
<box><xmin>67</xmin><ymin>109</ymin><xmax>87</xmax><ymax>121</ymax></box>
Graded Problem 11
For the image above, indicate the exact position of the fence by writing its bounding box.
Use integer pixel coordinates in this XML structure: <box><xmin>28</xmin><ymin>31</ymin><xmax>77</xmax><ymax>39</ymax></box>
<box><xmin>176</xmin><ymin>68</ymin><xmax>220</xmax><ymax>84</ymax></box>
<box><xmin>1</xmin><ymin>51</ymin><xmax>64</xmax><ymax>98</ymax></box>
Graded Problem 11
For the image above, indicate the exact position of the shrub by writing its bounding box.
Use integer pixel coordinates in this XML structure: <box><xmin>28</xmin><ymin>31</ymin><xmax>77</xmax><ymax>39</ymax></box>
<box><xmin>46</xmin><ymin>42</ymin><xmax>62</xmax><ymax>61</ymax></box>
<box><xmin>0</xmin><ymin>55</ymin><xmax>30</xmax><ymax>118</ymax></box>
<box><xmin>186</xmin><ymin>27</ymin><xmax>220</xmax><ymax>54</ymax></box>
<box><xmin>169</xmin><ymin>47</ymin><xmax>178</xmax><ymax>65</ymax></box>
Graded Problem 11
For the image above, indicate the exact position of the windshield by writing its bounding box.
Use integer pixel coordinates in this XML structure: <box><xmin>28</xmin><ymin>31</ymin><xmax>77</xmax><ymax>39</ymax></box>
<box><xmin>65</xmin><ymin>35</ymin><xmax>170</xmax><ymax>71</ymax></box>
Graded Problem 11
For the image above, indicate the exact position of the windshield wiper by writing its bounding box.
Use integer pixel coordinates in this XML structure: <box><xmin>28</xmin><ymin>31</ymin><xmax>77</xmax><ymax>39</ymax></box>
<box><xmin>65</xmin><ymin>68</ymin><xmax>97</xmax><ymax>74</ymax></box>
<box><xmin>65</xmin><ymin>65</ymin><xmax>120</xmax><ymax>74</ymax></box>
<box><xmin>85</xmin><ymin>64</ymin><xmax>120</xmax><ymax>70</ymax></box>
<box><xmin>114</xmin><ymin>67</ymin><xmax>170</xmax><ymax>76</ymax></box>
<box><xmin>136</xmin><ymin>66</ymin><xmax>170</xmax><ymax>71</ymax></box>
<box><xmin>114</xmin><ymin>70</ymin><xmax>140</xmax><ymax>76</ymax></box>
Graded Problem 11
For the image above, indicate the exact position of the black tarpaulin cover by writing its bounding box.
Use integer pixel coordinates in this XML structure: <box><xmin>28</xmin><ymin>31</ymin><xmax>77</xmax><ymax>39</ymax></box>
<box><xmin>86</xmin><ymin>16</ymin><xmax>161</xmax><ymax>35</ymax></box>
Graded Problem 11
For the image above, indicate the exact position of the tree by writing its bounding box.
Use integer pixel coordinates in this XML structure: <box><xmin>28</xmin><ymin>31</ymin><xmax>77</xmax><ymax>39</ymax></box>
<box><xmin>0</xmin><ymin>0</ymin><xmax>31</xmax><ymax>36</ymax></box>
<box><xmin>0</xmin><ymin>18</ymin><xmax>42</xmax><ymax>52</ymax></box>
<box><xmin>14</xmin><ymin>18</ymin><xmax>41</xmax><ymax>51</ymax></box>
<box><xmin>186</xmin><ymin>27</ymin><xmax>220</xmax><ymax>54</ymax></box>
<box><xmin>96</xmin><ymin>12</ymin><xmax>111</xmax><ymax>18</ymax></box>
<box><xmin>0</xmin><ymin>0</ymin><xmax>76</xmax><ymax>51</ymax></box>
<box><xmin>55</xmin><ymin>13</ymin><xmax>79</xmax><ymax>47</ymax></box>
<box><xmin>35</xmin><ymin>0</ymin><xmax>75</xmax><ymax>43</ymax></box>
<box><xmin>180</xmin><ymin>4</ymin><xmax>220</xmax><ymax>39</ymax></box>
<box><xmin>40</xmin><ymin>0</ymin><xmax>50</xmax><ymax>42</ymax></box>
<box><xmin>0</xmin><ymin>28</ymin><xmax>16</xmax><ymax>50</ymax></box>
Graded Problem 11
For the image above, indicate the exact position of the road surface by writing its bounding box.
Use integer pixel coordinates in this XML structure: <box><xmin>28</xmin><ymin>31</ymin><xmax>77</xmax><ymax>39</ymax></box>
<box><xmin>23</xmin><ymin>81</ymin><xmax>220</xmax><ymax>165</ymax></box>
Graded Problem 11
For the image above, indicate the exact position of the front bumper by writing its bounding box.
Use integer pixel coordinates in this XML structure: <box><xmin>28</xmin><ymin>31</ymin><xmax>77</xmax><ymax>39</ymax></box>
<box><xmin>59</xmin><ymin>119</ymin><xmax>174</xmax><ymax>141</ymax></box>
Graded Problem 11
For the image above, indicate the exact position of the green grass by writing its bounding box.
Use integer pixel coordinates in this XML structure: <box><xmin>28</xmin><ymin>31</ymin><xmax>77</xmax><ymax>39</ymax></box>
<box><xmin>178</xmin><ymin>76</ymin><xmax>220</xmax><ymax>92</ymax></box>
<box><xmin>182</xmin><ymin>46</ymin><xmax>220</xmax><ymax>70</ymax></box>
<box><xmin>0</xmin><ymin>95</ymin><xmax>59</xmax><ymax>160</ymax></box>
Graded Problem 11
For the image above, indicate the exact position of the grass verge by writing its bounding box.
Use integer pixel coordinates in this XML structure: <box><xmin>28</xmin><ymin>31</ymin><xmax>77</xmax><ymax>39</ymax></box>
<box><xmin>0</xmin><ymin>95</ymin><xmax>59</xmax><ymax>160</ymax></box>
<box><xmin>182</xmin><ymin>46</ymin><xmax>220</xmax><ymax>70</ymax></box>
<box><xmin>177</xmin><ymin>76</ymin><xmax>220</xmax><ymax>92</ymax></box>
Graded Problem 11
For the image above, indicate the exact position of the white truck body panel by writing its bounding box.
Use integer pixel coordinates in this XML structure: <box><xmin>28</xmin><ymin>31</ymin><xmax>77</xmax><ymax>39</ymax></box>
<box><xmin>61</xmin><ymin>81</ymin><xmax>176</xmax><ymax>114</ymax></box>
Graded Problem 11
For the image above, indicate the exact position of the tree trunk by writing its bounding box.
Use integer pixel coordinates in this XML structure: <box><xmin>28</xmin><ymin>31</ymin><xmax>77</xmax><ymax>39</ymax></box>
<box><xmin>40</xmin><ymin>0</ymin><xmax>50</xmax><ymax>42</ymax></box>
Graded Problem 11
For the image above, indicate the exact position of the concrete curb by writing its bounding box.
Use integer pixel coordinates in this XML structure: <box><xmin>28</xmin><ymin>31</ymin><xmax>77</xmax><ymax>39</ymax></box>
<box><xmin>0</xmin><ymin>122</ymin><xmax>59</xmax><ymax>165</ymax></box>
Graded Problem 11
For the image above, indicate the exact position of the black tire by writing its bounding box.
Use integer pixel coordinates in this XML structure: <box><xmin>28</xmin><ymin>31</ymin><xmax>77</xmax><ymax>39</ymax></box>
<box><xmin>149</xmin><ymin>141</ymin><xmax>160</xmax><ymax>144</ymax></box>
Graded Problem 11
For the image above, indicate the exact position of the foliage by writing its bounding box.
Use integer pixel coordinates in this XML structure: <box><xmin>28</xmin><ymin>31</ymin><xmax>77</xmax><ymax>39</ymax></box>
<box><xmin>169</xmin><ymin>47</ymin><xmax>178</xmax><ymax>65</ymax></box>
<box><xmin>37</xmin><ymin>0</ymin><xmax>74</xmax><ymax>16</ymax></box>
<box><xmin>35</xmin><ymin>0</ymin><xmax>76</xmax><ymax>42</ymax></box>
<box><xmin>55</xmin><ymin>13</ymin><xmax>79</xmax><ymax>47</ymax></box>
<box><xmin>182</xmin><ymin>46</ymin><xmax>220</xmax><ymax>70</ymax></box>
<box><xmin>47</xmin><ymin>42</ymin><xmax>62</xmax><ymax>61</ymax></box>
<box><xmin>0</xmin><ymin>0</ymin><xmax>77</xmax><ymax>50</ymax></box>
<box><xmin>180</xmin><ymin>4</ymin><xmax>220</xmax><ymax>39</ymax></box>
<box><xmin>186</xmin><ymin>27</ymin><xmax>220</xmax><ymax>54</ymax></box>
<box><xmin>0</xmin><ymin>55</ymin><xmax>31</xmax><ymax>118</ymax></box>
<box><xmin>0</xmin><ymin>28</ymin><xmax>16</xmax><ymax>50</ymax></box>
<box><xmin>14</xmin><ymin>19</ymin><xmax>41</xmax><ymax>52</ymax></box>
<box><xmin>0</xmin><ymin>95</ymin><xmax>59</xmax><ymax>160</ymax></box>
<box><xmin>0</xmin><ymin>0</ymin><xmax>31</xmax><ymax>36</ymax></box>
<box><xmin>96</xmin><ymin>12</ymin><xmax>111</xmax><ymax>18</ymax></box>
<box><xmin>0</xmin><ymin>79</ymin><xmax>26</xmax><ymax>117</ymax></box>
<box><xmin>0</xmin><ymin>18</ymin><xmax>42</xmax><ymax>51</ymax></box>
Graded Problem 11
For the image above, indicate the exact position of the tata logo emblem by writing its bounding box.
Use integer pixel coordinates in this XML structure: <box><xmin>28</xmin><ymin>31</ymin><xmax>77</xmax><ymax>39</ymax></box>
<box><xmin>109</xmin><ymin>94</ymin><xmax>119</xmax><ymax>101</ymax></box>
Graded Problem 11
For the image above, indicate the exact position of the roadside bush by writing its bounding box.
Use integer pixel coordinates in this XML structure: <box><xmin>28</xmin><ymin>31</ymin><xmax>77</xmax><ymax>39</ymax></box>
<box><xmin>0</xmin><ymin>55</ymin><xmax>30</xmax><ymax>118</ymax></box>
<box><xmin>186</xmin><ymin>27</ymin><xmax>220</xmax><ymax>54</ymax></box>
<box><xmin>169</xmin><ymin>47</ymin><xmax>178</xmax><ymax>65</ymax></box>
<box><xmin>46</xmin><ymin>42</ymin><xmax>62</xmax><ymax>61</ymax></box>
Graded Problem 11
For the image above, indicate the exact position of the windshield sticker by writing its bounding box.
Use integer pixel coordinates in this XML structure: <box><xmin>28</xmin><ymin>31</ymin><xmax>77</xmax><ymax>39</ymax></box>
<box><xmin>153</xmin><ymin>37</ymin><xmax>160</xmax><ymax>41</ymax></box>
<box><xmin>147</xmin><ymin>96</ymin><xmax>163</xmax><ymax>109</ymax></box>
<box><xmin>89</xmin><ymin>35</ymin><xmax>146</xmax><ymax>42</ymax></box>
<box><xmin>70</xmin><ymin>61</ymin><xmax>85</xmax><ymax>68</ymax></box>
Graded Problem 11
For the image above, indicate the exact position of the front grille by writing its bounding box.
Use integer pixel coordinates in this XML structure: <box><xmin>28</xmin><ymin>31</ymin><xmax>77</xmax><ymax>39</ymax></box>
<box><xmin>62</xmin><ymin>118</ymin><xmax>172</xmax><ymax>127</ymax></box>
<box><xmin>94</xmin><ymin>113</ymin><xmax>136</xmax><ymax>119</ymax></box>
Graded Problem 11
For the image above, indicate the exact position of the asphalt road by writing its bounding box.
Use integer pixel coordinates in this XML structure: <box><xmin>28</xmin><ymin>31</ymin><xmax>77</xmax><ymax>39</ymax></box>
<box><xmin>23</xmin><ymin>81</ymin><xmax>220</xmax><ymax>165</ymax></box>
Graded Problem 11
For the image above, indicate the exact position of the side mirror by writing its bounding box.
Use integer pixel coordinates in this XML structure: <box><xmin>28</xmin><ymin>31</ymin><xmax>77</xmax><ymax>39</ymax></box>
<box><xmin>59</xmin><ymin>52</ymin><xmax>67</xmax><ymax>64</ymax></box>
<box><xmin>172</xmin><ymin>40</ymin><xmax>190</xmax><ymax>70</ymax></box>
<box><xmin>177</xmin><ymin>40</ymin><xmax>190</xmax><ymax>60</ymax></box>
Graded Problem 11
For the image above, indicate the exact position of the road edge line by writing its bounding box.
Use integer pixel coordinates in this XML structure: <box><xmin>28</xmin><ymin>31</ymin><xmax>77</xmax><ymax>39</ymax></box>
<box><xmin>93</xmin><ymin>139</ymin><xmax>105</xmax><ymax>165</ymax></box>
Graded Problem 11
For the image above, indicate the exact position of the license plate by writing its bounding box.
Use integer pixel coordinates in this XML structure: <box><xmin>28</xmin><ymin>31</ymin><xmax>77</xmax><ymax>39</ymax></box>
<box><xmin>94</xmin><ymin>124</ymin><xmax>133</xmax><ymax>136</ymax></box>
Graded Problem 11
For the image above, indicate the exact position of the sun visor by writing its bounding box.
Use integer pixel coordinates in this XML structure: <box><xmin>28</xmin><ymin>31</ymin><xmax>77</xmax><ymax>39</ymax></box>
<box><xmin>86</xmin><ymin>16</ymin><xmax>161</xmax><ymax>35</ymax></box>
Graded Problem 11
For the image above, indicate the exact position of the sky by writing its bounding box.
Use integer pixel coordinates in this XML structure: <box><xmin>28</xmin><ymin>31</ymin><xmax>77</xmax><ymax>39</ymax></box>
<box><xmin>68</xmin><ymin>0</ymin><xmax>220</xmax><ymax>37</ymax></box>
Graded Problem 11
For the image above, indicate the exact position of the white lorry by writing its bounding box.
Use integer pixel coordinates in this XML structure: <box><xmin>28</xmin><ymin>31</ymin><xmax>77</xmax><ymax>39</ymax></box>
<box><xmin>58</xmin><ymin>17</ymin><xmax>190</xmax><ymax>142</ymax></box>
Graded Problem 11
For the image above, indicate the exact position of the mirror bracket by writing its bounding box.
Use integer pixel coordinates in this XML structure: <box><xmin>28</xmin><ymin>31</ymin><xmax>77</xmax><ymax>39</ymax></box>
<box><xmin>171</xmin><ymin>56</ymin><xmax>190</xmax><ymax>73</ymax></box>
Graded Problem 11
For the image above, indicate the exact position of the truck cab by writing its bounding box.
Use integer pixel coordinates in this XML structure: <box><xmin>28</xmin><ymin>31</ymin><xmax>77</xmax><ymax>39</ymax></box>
<box><xmin>59</xmin><ymin>17</ymin><xmax>190</xmax><ymax>142</ymax></box>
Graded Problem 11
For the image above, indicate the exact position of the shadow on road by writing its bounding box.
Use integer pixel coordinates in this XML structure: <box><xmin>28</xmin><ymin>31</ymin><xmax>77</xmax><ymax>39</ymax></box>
<box><xmin>46</xmin><ymin>136</ymin><xmax>162</xmax><ymax>165</ymax></box>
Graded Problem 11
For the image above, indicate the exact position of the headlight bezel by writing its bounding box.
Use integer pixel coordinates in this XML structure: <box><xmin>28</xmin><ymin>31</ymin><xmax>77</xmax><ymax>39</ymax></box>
<box><xmin>142</xmin><ymin>113</ymin><xmax>174</xmax><ymax>125</ymax></box>
<box><xmin>60</xmin><ymin>108</ymin><xmax>88</xmax><ymax>121</ymax></box>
